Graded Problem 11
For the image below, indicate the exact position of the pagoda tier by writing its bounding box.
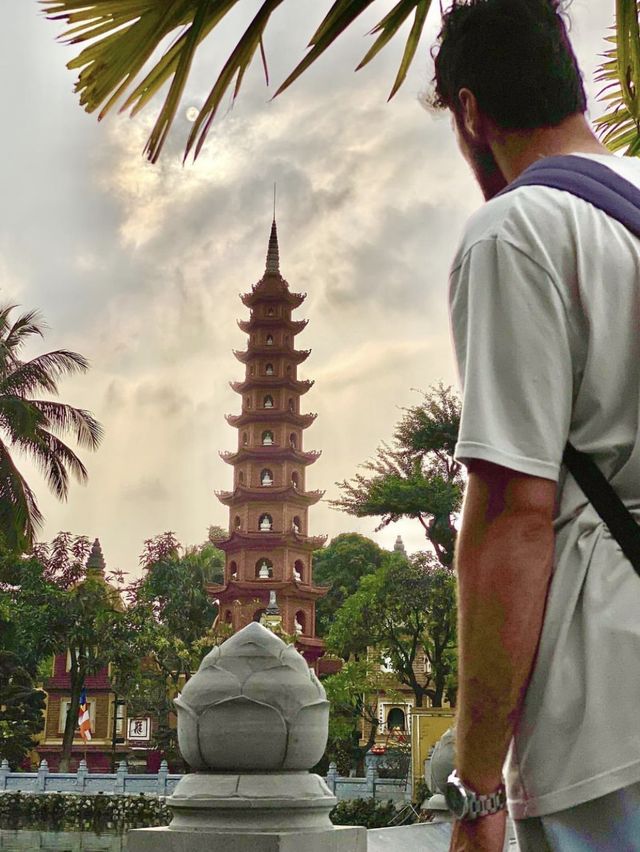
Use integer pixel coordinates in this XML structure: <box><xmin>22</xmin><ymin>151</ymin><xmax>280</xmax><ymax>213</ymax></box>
<box><xmin>215</xmin><ymin>530</ymin><xmax>328</xmax><ymax>553</ymax></box>
<box><xmin>237</xmin><ymin>318</ymin><xmax>308</xmax><ymax>334</ymax></box>
<box><xmin>219</xmin><ymin>447</ymin><xmax>321</xmax><ymax>465</ymax></box>
<box><xmin>212</xmin><ymin>218</ymin><xmax>328</xmax><ymax>667</ymax></box>
<box><xmin>208</xmin><ymin>579</ymin><xmax>329</xmax><ymax>601</ymax></box>
<box><xmin>240</xmin><ymin>288</ymin><xmax>306</xmax><ymax>309</ymax></box>
<box><xmin>230</xmin><ymin>377</ymin><xmax>314</xmax><ymax>395</ymax></box>
<box><xmin>225</xmin><ymin>411</ymin><xmax>317</xmax><ymax>428</ymax></box>
<box><xmin>233</xmin><ymin>348</ymin><xmax>311</xmax><ymax>365</ymax></box>
<box><xmin>215</xmin><ymin>485</ymin><xmax>325</xmax><ymax>507</ymax></box>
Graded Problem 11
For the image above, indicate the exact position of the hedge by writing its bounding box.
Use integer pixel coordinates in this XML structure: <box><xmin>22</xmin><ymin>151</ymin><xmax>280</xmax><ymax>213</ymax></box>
<box><xmin>0</xmin><ymin>791</ymin><xmax>171</xmax><ymax>832</ymax></box>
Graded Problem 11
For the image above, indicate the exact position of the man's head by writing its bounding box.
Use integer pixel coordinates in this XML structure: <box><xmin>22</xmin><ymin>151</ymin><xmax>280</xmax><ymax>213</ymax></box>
<box><xmin>432</xmin><ymin>0</ymin><xmax>587</xmax><ymax>197</ymax></box>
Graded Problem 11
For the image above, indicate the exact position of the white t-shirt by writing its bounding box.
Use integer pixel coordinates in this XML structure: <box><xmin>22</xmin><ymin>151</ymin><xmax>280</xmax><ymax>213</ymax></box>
<box><xmin>450</xmin><ymin>153</ymin><xmax>640</xmax><ymax>819</ymax></box>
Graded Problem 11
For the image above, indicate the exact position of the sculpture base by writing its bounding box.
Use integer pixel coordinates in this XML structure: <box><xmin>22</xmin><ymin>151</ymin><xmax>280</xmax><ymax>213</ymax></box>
<box><xmin>127</xmin><ymin>771</ymin><xmax>366</xmax><ymax>850</ymax></box>
<box><xmin>127</xmin><ymin>825</ymin><xmax>366</xmax><ymax>852</ymax></box>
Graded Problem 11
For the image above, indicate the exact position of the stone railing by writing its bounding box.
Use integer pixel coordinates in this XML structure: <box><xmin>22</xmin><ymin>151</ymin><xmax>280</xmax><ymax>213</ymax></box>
<box><xmin>325</xmin><ymin>764</ymin><xmax>411</xmax><ymax>804</ymax></box>
<box><xmin>0</xmin><ymin>758</ymin><xmax>409</xmax><ymax>804</ymax></box>
<box><xmin>0</xmin><ymin>759</ymin><xmax>180</xmax><ymax>797</ymax></box>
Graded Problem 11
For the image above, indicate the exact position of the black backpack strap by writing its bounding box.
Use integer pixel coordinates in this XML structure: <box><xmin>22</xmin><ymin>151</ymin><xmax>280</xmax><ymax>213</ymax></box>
<box><xmin>564</xmin><ymin>443</ymin><xmax>640</xmax><ymax>574</ymax></box>
<box><xmin>501</xmin><ymin>155</ymin><xmax>640</xmax><ymax>575</ymax></box>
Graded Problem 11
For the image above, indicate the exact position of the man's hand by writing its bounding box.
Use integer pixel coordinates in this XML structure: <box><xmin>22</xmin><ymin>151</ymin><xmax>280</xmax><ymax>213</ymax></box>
<box><xmin>450</xmin><ymin>811</ymin><xmax>507</xmax><ymax>852</ymax></box>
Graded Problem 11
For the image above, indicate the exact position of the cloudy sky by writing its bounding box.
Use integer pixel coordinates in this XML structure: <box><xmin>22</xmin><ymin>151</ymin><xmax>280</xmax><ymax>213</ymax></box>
<box><xmin>1</xmin><ymin>0</ymin><xmax>614</xmax><ymax>576</ymax></box>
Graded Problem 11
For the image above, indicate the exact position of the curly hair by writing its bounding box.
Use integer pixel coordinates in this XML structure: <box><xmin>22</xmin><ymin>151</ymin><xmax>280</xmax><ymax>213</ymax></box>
<box><xmin>431</xmin><ymin>0</ymin><xmax>587</xmax><ymax>129</ymax></box>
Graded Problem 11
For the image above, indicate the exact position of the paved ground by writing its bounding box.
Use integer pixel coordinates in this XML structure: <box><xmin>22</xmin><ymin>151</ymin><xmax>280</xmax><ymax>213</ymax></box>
<box><xmin>367</xmin><ymin>818</ymin><xmax>520</xmax><ymax>851</ymax></box>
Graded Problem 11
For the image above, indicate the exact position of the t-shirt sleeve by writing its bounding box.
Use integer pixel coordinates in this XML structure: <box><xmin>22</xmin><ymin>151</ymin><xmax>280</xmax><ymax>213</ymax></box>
<box><xmin>450</xmin><ymin>236</ymin><xmax>573</xmax><ymax>481</ymax></box>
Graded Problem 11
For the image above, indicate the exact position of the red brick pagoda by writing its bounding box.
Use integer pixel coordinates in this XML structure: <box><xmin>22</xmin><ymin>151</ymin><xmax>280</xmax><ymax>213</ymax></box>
<box><xmin>209</xmin><ymin>219</ymin><xmax>327</xmax><ymax>666</ymax></box>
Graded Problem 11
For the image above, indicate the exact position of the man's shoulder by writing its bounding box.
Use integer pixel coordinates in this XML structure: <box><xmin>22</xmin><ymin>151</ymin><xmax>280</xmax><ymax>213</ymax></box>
<box><xmin>451</xmin><ymin>184</ymin><xmax>568</xmax><ymax>273</ymax></box>
<box><xmin>453</xmin><ymin>155</ymin><xmax>640</xmax><ymax>274</ymax></box>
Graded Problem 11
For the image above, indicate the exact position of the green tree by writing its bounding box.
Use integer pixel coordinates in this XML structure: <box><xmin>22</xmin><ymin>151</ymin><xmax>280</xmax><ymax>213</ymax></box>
<box><xmin>43</xmin><ymin>2</ymin><xmax>638</xmax><ymax>162</ymax></box>
<box><xmin>326</xmin><ymin>552</ymin><xmax>457</xmax><ymax>708</ymax></box>
<box><xmin>0</xmin><ymin>651</ymin><xmax>46</xmax><ymax>768</ymax></box>
<box><xmin>113</xmin><ymin>532</ymin><xmax>223</xmax><ymax>764</ymax></box>
<box><xmin>0</xmin><ymin>305</ymin><xmax>102</xmax><ymax>552</ymax></box>
<box><xmin>6</xmin><ymin>533</ymin><xmax>129</xmax><ymax>770</ymax></box>
<box><xmin>334</xmin><ymin>384</ymin><xmax>462</xmax><ymax>568</ymax></box>
<box><xmin>313</xmin><ymin>533</ymin><xmax>386</xmax><ymax>637</ymax></box>
<box><xmin>321</xmin><ymin>658</ymin><xmax>398</xmax><ymax>775</ymax></box>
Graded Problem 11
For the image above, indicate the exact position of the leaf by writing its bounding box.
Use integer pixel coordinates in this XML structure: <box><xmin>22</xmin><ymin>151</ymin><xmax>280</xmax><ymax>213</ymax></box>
<box><xmin>595</xmin><ymin>2</ymin><xmax>640</xmax><ymax>156</ymax></box>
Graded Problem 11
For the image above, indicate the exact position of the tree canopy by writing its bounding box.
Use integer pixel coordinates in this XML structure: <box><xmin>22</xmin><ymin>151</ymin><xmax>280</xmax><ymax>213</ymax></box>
<box><xmin>326</xmin><ymin>551</ymin><xmax>457</xmax><ymax>707</ymax></box>
<box><xmin>42</xmin><ymin>1</ymin><xmax>638</xmax><ymax>162</ymax></box>
<box><xmin>334</xmin><ymin>384</ymin><xmax>462</xmax><ymax>568</ymax></box>
<box><xmin>312</xmin><ymin>533</ymin><xmax>386</xmax><ymax>637</ymax></box>
<box><xmin>0</xmin><ymin>306</ymin><xmax>102</xmax><ymax>552</ymax></box>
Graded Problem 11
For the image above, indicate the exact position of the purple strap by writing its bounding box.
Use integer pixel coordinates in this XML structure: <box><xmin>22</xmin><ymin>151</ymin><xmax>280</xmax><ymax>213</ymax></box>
<box><xmin>499</xmin><ymin>154</ymin><xmax>640</xmax><ymax>239</ymax></box>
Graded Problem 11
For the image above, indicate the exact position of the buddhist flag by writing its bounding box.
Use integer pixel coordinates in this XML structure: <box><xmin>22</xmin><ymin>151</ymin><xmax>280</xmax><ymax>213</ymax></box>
<box><xmin>78</xmin><ymin>688</ymin><xmax>92</xmax><ymax>742</ymax></box>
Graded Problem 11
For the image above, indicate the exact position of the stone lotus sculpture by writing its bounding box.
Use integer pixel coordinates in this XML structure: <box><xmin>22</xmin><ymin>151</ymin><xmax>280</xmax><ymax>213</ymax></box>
<box><xmin>175</xmin><ymin>622</ymin><xmax>329</xmax><ymax>771</ymax></box>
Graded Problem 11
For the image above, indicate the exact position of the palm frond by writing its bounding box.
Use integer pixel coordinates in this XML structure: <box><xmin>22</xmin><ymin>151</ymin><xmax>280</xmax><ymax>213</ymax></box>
<box><xmin>0</xmin><ymin>438</ymin><xmax>42</xmax><ymax>552</ymax></box>
<box><xmin>44</xmin><ymin>0</ymin><xmax>434</xmax><ymax>162</ymax></box>
<box><xmin>595</xmin><ymin>0</ymin><xmax>640</xmax><ymax>156</ymax></box>
<box><xmin>13</xmin><ymin>430</ymin><xmax>89</xmax><ymax>501</ymax></box>
<box><xmin>30</xmin><ymin>401</ymin><xmax>104</xmax><ymax>451</ymax></box>
<box><xmin>1</xmin><ymin>350</ymin><xmax>90</xmax><ymax>397</ymax></box>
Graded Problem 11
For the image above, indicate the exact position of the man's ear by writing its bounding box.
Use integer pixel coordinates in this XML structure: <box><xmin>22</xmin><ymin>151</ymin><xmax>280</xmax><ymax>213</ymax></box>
<box><xmin>458</xmin><ymin>88</ymin><xmax>482</xmax><ymax>141</ymax></box>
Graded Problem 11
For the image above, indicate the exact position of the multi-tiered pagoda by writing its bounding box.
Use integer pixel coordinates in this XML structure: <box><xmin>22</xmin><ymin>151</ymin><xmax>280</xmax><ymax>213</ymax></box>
<box><xmin>209</xmin><ymin>219</ymin><xmax>327</xmax><ymax>666</ymax></box>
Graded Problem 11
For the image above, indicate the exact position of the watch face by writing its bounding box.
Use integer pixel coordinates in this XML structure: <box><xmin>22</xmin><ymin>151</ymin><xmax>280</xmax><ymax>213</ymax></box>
<box><xmin>445</xmin><ymin>782</ymin><xmax>466</xmax><ymax>816</ymax></box>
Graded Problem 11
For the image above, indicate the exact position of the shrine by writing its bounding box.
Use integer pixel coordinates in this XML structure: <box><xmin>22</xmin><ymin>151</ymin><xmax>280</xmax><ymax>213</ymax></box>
<box><xmin>210</xmin><ymin>218</ymin><xmax>328</xmax><ymax>666</ymax></box>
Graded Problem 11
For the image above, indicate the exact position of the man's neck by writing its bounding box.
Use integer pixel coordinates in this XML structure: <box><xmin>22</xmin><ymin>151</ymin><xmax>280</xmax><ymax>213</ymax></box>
<box><xmin>490</xmin><ymin>114</ymin><xmax>610</xmax><ymax>184</ymax></box>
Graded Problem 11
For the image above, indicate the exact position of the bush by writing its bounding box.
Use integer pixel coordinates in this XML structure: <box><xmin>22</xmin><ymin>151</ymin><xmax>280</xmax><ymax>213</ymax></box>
<box><xmin>0</xmin><ymin>791</ymin><xmax>171</xmax><ymax>832</ymax></box>
<box><xmin>329</xmin><ymin>797</ymin><xmax>398</xmax><ymax>828</ymax></box>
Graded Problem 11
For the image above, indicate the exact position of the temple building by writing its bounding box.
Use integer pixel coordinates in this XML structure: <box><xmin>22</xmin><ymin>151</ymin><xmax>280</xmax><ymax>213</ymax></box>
<box><xmin>209</xmin><ymin>219</ymin><xmax>328</xmax><ymax>666</ymax></box>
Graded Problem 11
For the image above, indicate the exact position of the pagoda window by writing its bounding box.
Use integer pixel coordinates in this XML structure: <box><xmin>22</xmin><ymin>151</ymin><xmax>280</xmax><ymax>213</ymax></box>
<box><xmin>260</xmin><ymin>469</ymin><xmax>274</xmax><ymax>487</ymax></box>
<box><xmin>250</xmin><ymin>365</ymin><xmax>255</xmax><ymax>376</ymax></box>
<box><xmin>256</xmin><ymin>558</ymin><xmax>273</xmax><ymax>579</ymax></box>
<box><xmin>234</xmin><ymin>516</ymin><xmax>241</xmax><ymax>530</ymax></box>
<box><xmin>259</xmin><ymin>513</ymin><xmax>273</xmax><ymax>532</ymax></box>
<box><xmin>253</xmin><ymin>608</ymin><xmax>267</xmax><ymax>622</ymax></box>
<box><xmin>242</xmin><ymin>432</ymin><xmax>248</xmax><ymax>446</ymax></box>
<box><xmin>229</xmin><ymin>560</ymin><xmax>238</xmax><ymax>579</ymax></box>
<box><xmin>288</xmin><ymin>397</ymin><xmax>295</xmax><ymax>412</ymax></box>
<box><xmin>263</xmin><ymin>395</ymin><xmax>274</xmax><ymax>409</ymax></box>
<box><xmin>266</xmin><ymin>306</ymin><xmax>275</xmax><ymax>316</ymax></box>
<box><xmin>286</xmin><ymin>365</ymin><xmax>292</xmax><ymax>376</ymax></box>
<box><xmin>238</xmin><ymin>471</ymin><xmax>244</xmax><ymax>485</ymax></box>
<box><xmin>266</xmin><ymin>334</ymin><xmax>274</xmax><ymax>346</ymax></box>
<box><xmin>294</xmin><ymin>610</ymin><xmax>306</xmax><ymax>635</ymax></box>
<box><xmin>294</xmin><ymin>559</ymin><xmax>304</xmax><ymax>582</ymax></box>
<box><xmin>291</xmin><ymin>471</ymin><xmax>300</xmax><ymax>489</ymax></box>
<box><xmin>289</xmin><ymin>433</ymin><xmax>297</xmax><ymax>449</ymax></box>
<box><xmin>246</xmin><ymin>397</ymin><xmax>252</xmax><ymax>408</ymax></box>
<box><xmin>265</xmin><ymin>363</ymin><xmax>274</xmax><ymax>376</ymax></box>
<box><xmin>262</xmin><ymin>430</ymin><xmax>274</xmax><ymax>446</ymax></box>
<box><xmin>387</xmin><ymin>707</ymin><xmax>406</xmax><ymax>732</ymax></box>
<box><xmin>284</xmin><ymin>335</ymin><xmax>289</xmax><ymax>346</ymax></box>
<box><xmin>292</xmin><ymin>515</ymin><xmax>302</xmax><ymax>534</ymax></box>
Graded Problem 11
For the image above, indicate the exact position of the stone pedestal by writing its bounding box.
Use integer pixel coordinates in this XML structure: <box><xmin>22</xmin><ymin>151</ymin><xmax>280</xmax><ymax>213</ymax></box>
<box><xmin>129</xmin><ymin>624</ymin><xmax>365</xmax><ymax>851</ymax></box>
<box><xmin>128</xmin><ymin>825</ymin><xmax>365</xmax><ymax>852</ymax></box>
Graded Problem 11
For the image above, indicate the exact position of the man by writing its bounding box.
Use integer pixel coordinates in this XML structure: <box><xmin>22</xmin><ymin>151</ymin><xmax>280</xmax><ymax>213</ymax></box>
<box><xmin>431</xmin><ymin>1</ymin><xmax>640</xmax><ymax>850</ymax></box>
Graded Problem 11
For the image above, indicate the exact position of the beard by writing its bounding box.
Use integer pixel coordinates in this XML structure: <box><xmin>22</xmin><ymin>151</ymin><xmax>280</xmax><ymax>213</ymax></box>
<box><xmin>457</xmin><ymin>121</ymin><xmax>508</xmax><ymax>200</ymax></box>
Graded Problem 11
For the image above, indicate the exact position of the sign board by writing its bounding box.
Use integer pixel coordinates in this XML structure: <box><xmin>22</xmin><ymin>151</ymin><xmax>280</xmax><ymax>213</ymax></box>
<box><xmin>127</xmin><ymin>717</ymin><xmax>151</xmax><ymax>741</ymax></box>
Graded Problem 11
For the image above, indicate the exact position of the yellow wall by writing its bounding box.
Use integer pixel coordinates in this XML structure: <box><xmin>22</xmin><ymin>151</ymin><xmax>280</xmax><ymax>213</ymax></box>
<box><xmin>410</xmin><ymin>708</ymin><xmax>455</xmax><ymax>784</ymax></box>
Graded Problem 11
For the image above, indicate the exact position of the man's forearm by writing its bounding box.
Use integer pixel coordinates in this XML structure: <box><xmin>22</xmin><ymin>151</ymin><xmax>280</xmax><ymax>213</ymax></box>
<box><xmin>454</xmin><ymin>462</ymin><xmax>556</xmax><ymax>793</ymax></box>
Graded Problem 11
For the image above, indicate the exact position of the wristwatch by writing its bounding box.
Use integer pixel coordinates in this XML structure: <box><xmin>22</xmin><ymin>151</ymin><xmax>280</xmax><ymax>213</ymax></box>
<box><xmin>444</xmin><ymin>770</ymin><xmax>507</xmax><ymax>821</ymax></box>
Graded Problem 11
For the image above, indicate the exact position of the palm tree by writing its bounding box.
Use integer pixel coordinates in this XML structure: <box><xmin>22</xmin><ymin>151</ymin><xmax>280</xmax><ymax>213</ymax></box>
<box><xmin>0</xmin><ymin>305</ymin><xmax>103</xmax><ymax>552</ymax></box>
<box><xmin>41</xmin><ymin>0</ymin><xmax>640</xmax><ymax>162</ymax></box>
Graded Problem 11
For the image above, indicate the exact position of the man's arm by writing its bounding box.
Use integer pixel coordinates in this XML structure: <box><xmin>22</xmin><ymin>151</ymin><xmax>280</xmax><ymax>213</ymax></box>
<box><xmin>456</xmin><ymin>458</ymin><xmax>556</xmax><ymax>788</ymax></box>
<box><xmin>450</xmin><ymin>459</ymin><xmax>556</xmax><ymax>850</ymax></box>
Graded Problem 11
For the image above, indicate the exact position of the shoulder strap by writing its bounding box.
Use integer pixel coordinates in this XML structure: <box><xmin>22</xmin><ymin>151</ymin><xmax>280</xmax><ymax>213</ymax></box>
<box><xmin>501</xmin><ymin>154</ymin><xmax>640</xmax><ymax>575</ymax></box>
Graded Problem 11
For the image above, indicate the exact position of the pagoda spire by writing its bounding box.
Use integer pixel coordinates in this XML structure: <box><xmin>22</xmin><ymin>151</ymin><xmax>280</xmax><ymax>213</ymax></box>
<box><xmin>265</xmin><ymin>218</ymin><xmax>280</xmax><ymax>275</ymax></box>
<box><xmin>86</xmin><ymin>538</ymin><xmax>106</xmax><ymax>573</ymax></box>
